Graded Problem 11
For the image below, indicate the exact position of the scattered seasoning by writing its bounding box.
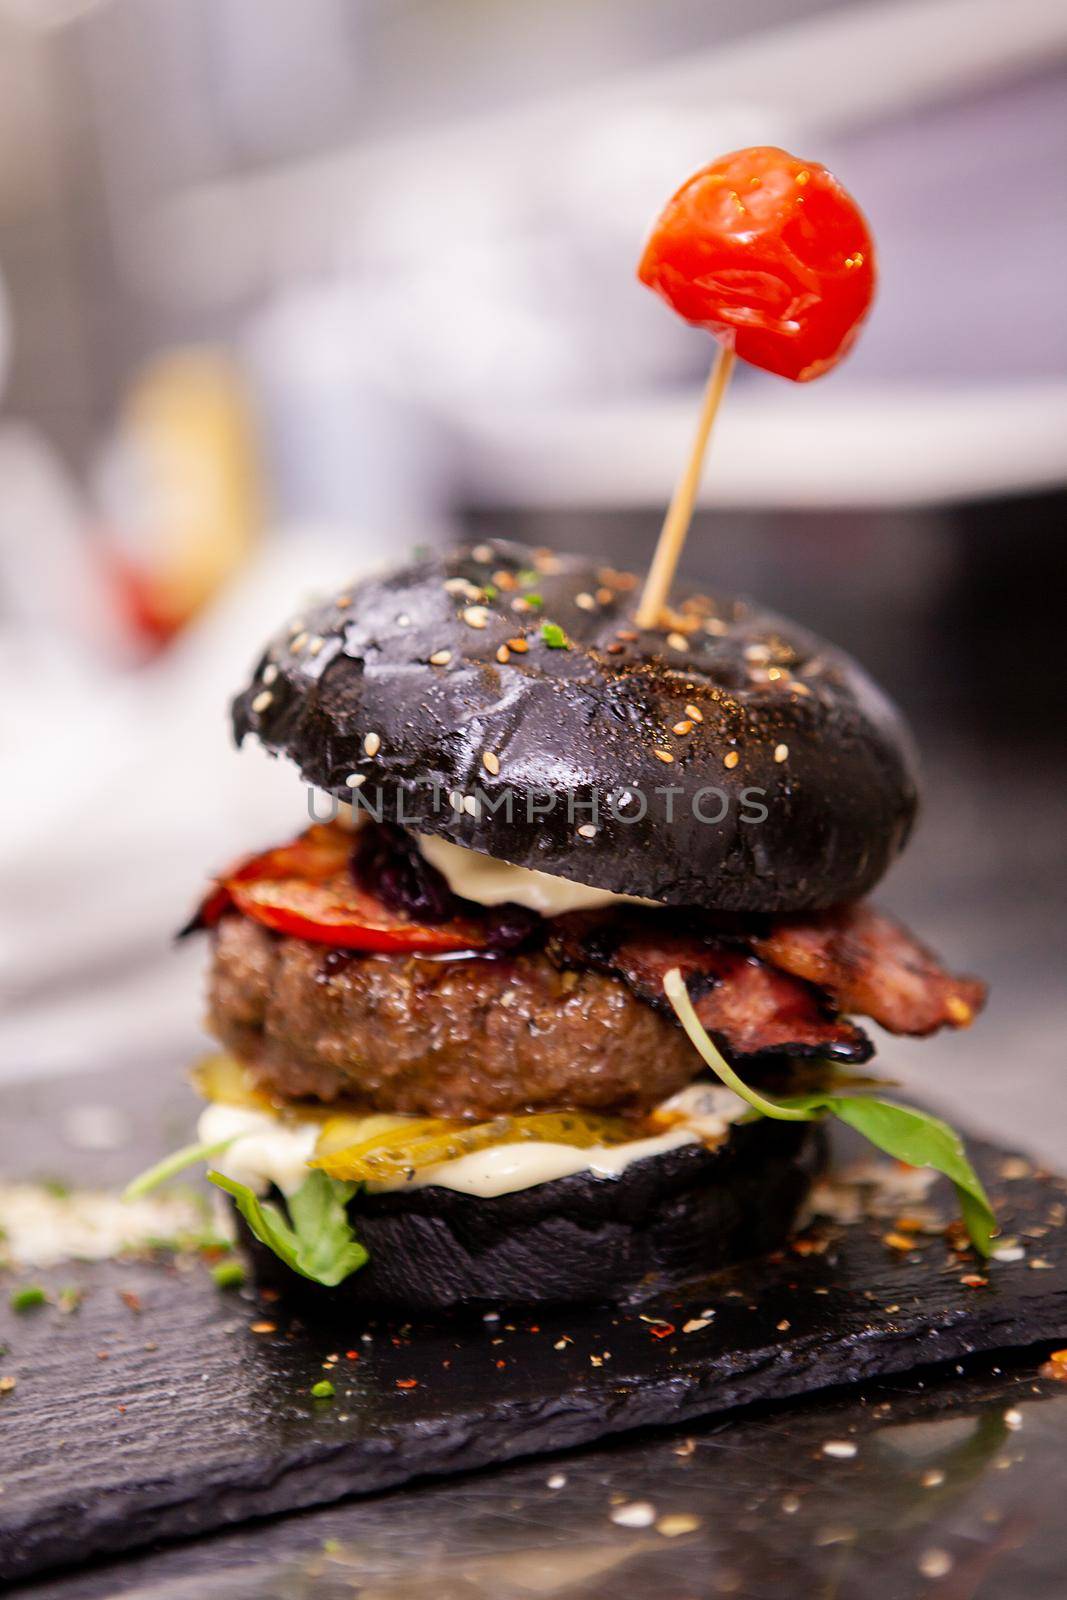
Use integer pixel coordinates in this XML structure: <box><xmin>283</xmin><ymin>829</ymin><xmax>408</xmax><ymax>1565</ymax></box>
<box><xmin>1039</xmin><ymin>1349</ymin><xmax>1067</xmax><ymax>1381</ymax></box>
<box><xmin>723</xmin><ymin>751</ymin><xmax>740</xmax><ymax>769</ymax></box>
<box><xmin>482</xmin><ymin>751</ymin><xmax>500</xmax><ymax>776</ymax></box>
<box><xmin>774</xmin><ymin>743</ymin><xmax>789</xmax><ymax>763</ymax></box>
<box><xmin>336</xmin><ymin>595</ymin><xmax>351</xmax><ymax>608</ymax></box>
<box><xmin>657</xmin><ymin>1514</ymin><xmax>701</xmax><ymax>1538</ymax></box>
<box><xmin>507</xmin><ymin>636</ymin><xmax>528</xmax><ymax>653</ymax></box>
<box><xmin>821</xmin><ymin>1440</ymin><xmax>858</xmax><ymax>1459</ymax></box>
<box><xmin>212</xmin><ymin>1261</ymin><xmax>246</xmax><ymax>1290</ymax></box>
<box><xmin>596</xmin><ymin>587</ymin><xmax>614</xmax><ymax>605</ymax></box>
<box><xmin>776</xmin><ymin>1318</ymin><xmax>791</xmax><ymax>1332</ymax></box>
<box><xmin>653</xmin><ymin>749</ymin><xmax>674</xmax><ymax>764</ymax></box>
<box><xmin>616</xmin><ymin>628</ymin><xmax>638</xmax><ymax>642</ymax></box>
<box><xmin>883</xmin><ymin>1231</ymin><xmax>916</xmax><ymax>1253</ymax></box>
<box><xmin>672</xmin><ymin>720</ymin><xmax>693</xmax><ymax>736</ymax></box>
<box><xmin>251</xmin><ymin>690</ymin><xmax>273</xmax><ymax>714</ymax></box>
<box><xmin>261</xmin><ymin>663</ymin><xmax>278</xmax><ymax>686</ymax></box>
<box><xmin>310</xmin><ymin>1380</ymin><xmax>335</xmax><ymax>1400</ymax></box>
<box><xmin>547</xmin><ymin>1472</ymin><xmax>567</xmax><ymax>1489</ymax></box>
<box><xmin>540</xmin><ymin>622</ymin><xmax>568</xmax><ymax>649</ymax></box>
<box><xmin>610</xmin><ymin>1502</ymin><xmax>656</xmax><ymax>1529</ymax></box>
<box><xmin>444</xmin><ymin>577</ymin><xmax>480</xmax><ymax>599</ymax></box>
<box><xmin>781</xmin><ymin>1493</ymin><xmax>801</xmax><ymax>1514</ymax></box>
<box><xmin>918</xmin><ymin>1550</ymin><xmax>953</xmax><ymax>1579</ymax></box>
<box><xmin>0</xmin><ymin>1376</ymin><xmax>16</xmax><ymax>1395</ymax></box>
<box><xmin>346</xmin><ymin>774</ymin><xmax>366</xmax><ymax>788</ymax></box>
<box><xmin>921</xmin><ymin>1468</ymin><xmax>946</xmax><ymax>1488</ymax></box>
<box><xmin>666</xmin><ymin>631</ymin><xmax>688</xmax><ymax>651</ymax></box>
<box><xmin>363</xmin><ymin>732</ymin><xmax>381</xmax><ymax>757</ymax></box>
<box><xmin>960</xmin><ymin>1273</ymin><xmax>989</xmax><ymax>1289</ymax></box>
<box><xmin>463</xmin><ymin>794</ymin><xmax>479</xmax><ymax>817</ymax></box>
<box><xmin>449</xmin><ymin>789</ymin><xmax>464</xmax><ymax>812</ymax></box>
<box><xmin>493</xmin><ymin>570</ymin><xmax>517</xmax><ymax>591</ymax></box>
<box><xmin>462</xmin><ymin>605</ymin><xmax>491</xmax><ymax>629</ymax></box>
<box><xmin>577</xmin><ymin>823</ymin><xmax>597</xmax><ymax>839</ymax></box>
<box><xmin>396</xmin><ymin>1378</ymin><xmax>418</xmax><ymax>1389</ymax></box>
<box><xmin>9</xmin><ymin>1286</ymin><xmax>46</xmax><ymax>1313</ymax></box>
<box><xmin>250</xmin><ymin>1321</ymin><xmax>276</xmax><ymax>1335</ymax></box>
<box><xmin>290</xmin><ymin>632</ymin><xmax>308</xmax><ymax>653</ymax></box>
<box><xmin>992</xmin><ymin>1244</ymin><xmax>1025</xmax><ymax>1262</ymax></box>
<box><xmin>685</xmin><ymin>703</ymin><xmax>703</xmax><ymax>721</ymax></box>
<box><xmin>705</xmin><ymin>617</ymin><xmax>728</xmax><ymax>636</ymax></box>
<box><xmin>575</xmin><ymin>592</ymin><xmax>596</xmax><ymax>610</ymax></box>
<box><xmin>606</xmin><ymin>642</ymin><xmax>625</xmax><ymax>655</ymax></box>
<box><xmin>744</xmin><ymin>643</ymin><xmax>771</xmax><ymax>663</ymax></box>
<box><xmin>471</xmin><ymin>543</ymin><xmax>493</xmax><ymax>563</ymax></box>
<box><xmin>682</xmin><ymin>1317</ymin><xmax>712</xmax><ymax>1334</ymax></box>
<box><xmin>307</xmin><ymin>637</ymin><xmax>324</xmax><ymax>656</ymax></box>
<box><xmin>945</xmin><ymin>994</ymin><xmax>973</xmax><ymax>1025</ymax></box>
<box><xmin>495</xmin><ymin>645</ymin><xmax>511</xmax><ymax>664</ymax></box>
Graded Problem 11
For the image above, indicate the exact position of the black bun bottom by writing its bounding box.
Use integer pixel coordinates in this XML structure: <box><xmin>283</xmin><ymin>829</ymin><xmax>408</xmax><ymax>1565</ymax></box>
<box><xmin>233</xmin><ymin>1118</ymin><xmax>824</xmax><ymax>1313</ymax></box>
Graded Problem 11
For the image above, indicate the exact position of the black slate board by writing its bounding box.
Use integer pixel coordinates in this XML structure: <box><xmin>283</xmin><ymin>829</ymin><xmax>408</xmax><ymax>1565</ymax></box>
<box><xmin>1</xmin><ymin>1074</ymin><xmax>1067</xmax><ymax>1583</ymax></box>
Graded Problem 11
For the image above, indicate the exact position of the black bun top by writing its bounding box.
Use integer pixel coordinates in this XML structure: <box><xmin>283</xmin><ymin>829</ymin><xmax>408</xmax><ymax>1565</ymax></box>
<box><xmin>232</xmin><ymin>540</ymin><xmax>919</xmax><ymax>913</ymax></box>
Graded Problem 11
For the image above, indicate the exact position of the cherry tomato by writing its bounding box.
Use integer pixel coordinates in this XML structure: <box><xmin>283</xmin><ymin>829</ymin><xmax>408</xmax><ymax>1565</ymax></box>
<box><xmin>190</xmin><ymin>821</ymin><xmax>489</xmax><ymax>953</ymax></box>
<box><xmin>638</xmin><ymin>146</ymin><xmax>875</xmax><ymax>382</ymax></box>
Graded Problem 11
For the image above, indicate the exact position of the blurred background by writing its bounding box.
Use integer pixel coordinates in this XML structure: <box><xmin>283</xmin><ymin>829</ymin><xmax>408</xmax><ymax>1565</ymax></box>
<box><xmin>0</xmin><ymin>0</ymin><xmax>1064</xmax><ymax>1159</ymax></box>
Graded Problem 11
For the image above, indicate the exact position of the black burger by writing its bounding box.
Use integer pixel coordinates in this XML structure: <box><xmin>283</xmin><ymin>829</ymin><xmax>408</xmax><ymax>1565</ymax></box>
<box><xmin>130</xmin><ymin>540</ymin><xmax>992</xmax><ymax>1309</ymax></box>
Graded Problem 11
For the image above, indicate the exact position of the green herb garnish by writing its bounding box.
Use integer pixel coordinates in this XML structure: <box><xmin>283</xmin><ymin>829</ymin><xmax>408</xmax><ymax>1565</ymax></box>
<box><xmin>662</xmin><ymin>968</ymin><xmax>995</xmax><ymax>1255</ymax></box>
<box><xmin>311</xmin><ymin>1379</ymin><xmax>336</xmax><ymax>1399</ymax></box>
<box><xmin>208</xmin><ymin>1169</ymin><xmax>368</xmax><ymax>1288</ymax></box>
<box><xmin>10</xmin><ymin>1286</ymin><xmax>46</xmax><ymax>1313</ymax></box>
<box><xmin>211</xmin><ymin>1260</ymin><xmax>246</xmax><ymax>1290</ymax></box>
<box><xmin>524</xmin><ymin>592</ymin><xmax>544</xmax><ymax>609</ymax></box>
<box><xmin>540</xmin><ymin>622</ymin><xmax>568</xmax><ymax>649</ymax></box>
<box><xmin>122</xmin><ymin>1137</ymin><xmax>236</xmax><ymax>1201</ymax></box>
<box><xmin>516</xmin><ymin>568</ymin><xmax>538</xmax><ymax>587</ymax></box>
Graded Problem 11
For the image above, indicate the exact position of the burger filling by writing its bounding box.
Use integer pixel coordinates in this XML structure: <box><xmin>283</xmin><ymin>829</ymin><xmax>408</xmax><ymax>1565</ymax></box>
<box><xmin>125</xmin><ymin>816</ymin><xmax>992</xmax><ymax>1283</ymax></box>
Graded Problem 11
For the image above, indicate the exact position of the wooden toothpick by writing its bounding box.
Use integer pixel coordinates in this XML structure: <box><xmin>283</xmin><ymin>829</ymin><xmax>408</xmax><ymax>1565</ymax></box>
<box><xmin>635</xmin><ymin>339</ymin><xmax>736</xmax><ymax>629</ymax></box>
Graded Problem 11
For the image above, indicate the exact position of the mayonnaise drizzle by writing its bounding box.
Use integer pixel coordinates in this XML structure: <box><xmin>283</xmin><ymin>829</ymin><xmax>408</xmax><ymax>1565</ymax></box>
<box><xmin>415</xmin><ymin>834</ymin><xmax>661</xmax><ymax>915</ymax></box>
<box><xmin>197</xmin><ymin>1084</ymin><xmax>745</xmax><ymax>1201</ymax></box>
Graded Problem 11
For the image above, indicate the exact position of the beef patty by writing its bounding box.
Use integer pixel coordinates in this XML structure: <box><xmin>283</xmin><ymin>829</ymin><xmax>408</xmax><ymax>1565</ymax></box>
<box><xmin>208</xmin><ymin>915</ymin><xmax>704</xmax><ymax>1120</ymax></box>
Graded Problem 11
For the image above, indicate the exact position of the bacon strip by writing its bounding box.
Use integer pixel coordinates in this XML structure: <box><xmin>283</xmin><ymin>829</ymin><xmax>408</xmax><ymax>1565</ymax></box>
<box><xmin>752</xmin><ymin>903</ymin><xmax>987</xmax><ymax>1037</ymax></box>
<box><xmin>552</xmin><ymin>919</ymin><xmax>873</xmax><ymax>1064</ymax></box>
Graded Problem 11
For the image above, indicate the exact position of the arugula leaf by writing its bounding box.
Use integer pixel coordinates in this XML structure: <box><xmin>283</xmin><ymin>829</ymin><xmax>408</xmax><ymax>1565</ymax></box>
<box><xmin>663</xmin><ymin>967</ymin><xmax>996</xmax><ymax>1255</ymax></box>
<box><xmin>208</xmin><ymin>1169</ymin><xmax>368</xmax><ymax>1287</ymax></box>
<box><xmin>122</xmin><ymin>1137</ymin><xmax>236</xmax><ymax>1201</ymax></box>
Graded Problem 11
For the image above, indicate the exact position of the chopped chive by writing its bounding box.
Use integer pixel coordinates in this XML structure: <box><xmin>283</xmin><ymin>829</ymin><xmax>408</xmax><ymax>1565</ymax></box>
<box><xmin>540</xmin><ymin>622</ymin><xmax>568</xmax><ymax>649</ymax></box>
<box><xmin>211</xmin><ymin>1261</ymin><xmax>246</xmax><ymax>1290</ymax></box>
<box><xmin>311</xmin><ymin>1379</ymin><xmax>336</xmax><ymax>1399</ymax></box>
<box><xmin>10</xmin><ymin>1286</ymin><xmax>46</xmax><ymax>1313</ymax></box>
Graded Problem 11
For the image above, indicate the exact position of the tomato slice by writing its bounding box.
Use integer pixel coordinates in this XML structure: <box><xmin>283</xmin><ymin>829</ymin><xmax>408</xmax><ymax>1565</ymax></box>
<box><xmin>189</xmin><ymin>820</ymin><xmax>490</xmax><ymax>953</ymax></box>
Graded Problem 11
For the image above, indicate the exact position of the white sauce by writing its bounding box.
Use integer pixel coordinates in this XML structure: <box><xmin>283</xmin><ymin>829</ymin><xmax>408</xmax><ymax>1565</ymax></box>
<box><xmin>415</xmin><ymin>834</ymin><xmax>661</xmax><ymax>915</ymax></box>
<box><xmin>197</xmin><ymin>1084</ymin><xmax>745</xmax><ymax>1201</ymax></box>
<box><xmin>199</xmin><ymin>1103</ymin><xmax>320</xmax><ymax>1197</ymax></box>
